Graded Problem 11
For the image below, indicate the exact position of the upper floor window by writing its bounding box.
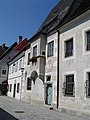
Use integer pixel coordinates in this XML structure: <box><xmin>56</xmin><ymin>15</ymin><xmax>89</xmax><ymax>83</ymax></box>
<box><xmin>16</xmin><ymin>61</ymin><xmax>18</xmax><ymax>72</ymax></box>
<box><xmin>33</xmin><ymin>45</ymin><xmax>37</xmax><ymax>57</ymax></box>
<box><xmin>65</xmin><ymin>39</ymin><xmax>73</xmax><ymax>57</ymax></box>
<box><xmin>63</xmin><ymin>74</ymin><xmax>74</xmax><ymax>97</ymax></box>
<box><xmin>27</xmin><ymin>52</ymin><xmax>30</xmax><ymax>65</ymax></box>
<box><xmin>47</xmin><ymin>41</ymin><xmax>54</xmax><ymax>57</ymax></box>
<box><xmin>9</xmin><ymin>66</ymin><xmax>11</xmax><ymax>74</ymax></box>
<box><xmin>86</xmin><ymin>31</ymin><xmax>90</xmax><ymax>51</ymax></box>
<box><xmin>19</xmin><ymin>59</ymin><xmax>22</xmax><ymax>70</ymax></box>
<box><xmin>2</xmin><ymin>70</ymin><xmax>6</xmax><ymax>75</ymax></box>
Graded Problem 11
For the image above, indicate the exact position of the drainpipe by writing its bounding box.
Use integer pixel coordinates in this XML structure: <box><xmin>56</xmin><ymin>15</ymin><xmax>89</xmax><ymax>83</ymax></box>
<box><xmin>57</xmin><ymin>30</ymin><xmax>60</xmax><ymax>110</ymax></box>
<box><xmin>7</xmin><ymin>63</ymin><xmax>9</xmax><ymax>95</ymax></box>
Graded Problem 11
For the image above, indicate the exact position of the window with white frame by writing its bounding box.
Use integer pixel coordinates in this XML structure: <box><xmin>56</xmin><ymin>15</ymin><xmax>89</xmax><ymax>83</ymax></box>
<box><xmin>2</xmin><ymin>69</ymin><xmax>6</xmax><ymax>75</ymax></box>
<box><xmin>19</xmin><ymin>59</ymin><xmax>22</xmax><ymax>70</ymax></box>
<box><xmin>63</xmin><ymin>74</ymin><xmax>74</xmax><ymax>96</ymax></box>
<box><xmin>33</xmin><ymin>45</ymin><xmax>37</xmax><ymax>57</ymax></box>
<box><xmin>27</xmin><ymin>78</ymin><xmax>32</xmax><ymax>90</ymax></box>
<box><xmin>27</xmin><ymin>52</ymin><xmax>30</xmax><ymax>65</ymax></box>
<box><xmin>47</xmin><ymin>41</ymin><xmax>54</xmax><ymax>57</ymax></box>
<box><xmin>9</xmin><ymin>66</ymin><xmax>11</xmax><ymax>74</ymax></box>
<box><xmin>65</xmin><ymin>38</ymin><xmax>73</xmax><ymax>58</ymax></box>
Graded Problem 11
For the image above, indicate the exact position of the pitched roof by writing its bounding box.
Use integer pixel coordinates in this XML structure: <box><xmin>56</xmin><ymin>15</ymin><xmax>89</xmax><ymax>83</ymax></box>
<box><xmin>13</xmin><ymin>38</ymin><xmax>28</xmax><ymax>51</ymax></box>
<box><xmin>57</xmin><ymin>0</ymin><xmax>90</xmax><ymax>28</ymax></box>
<box><xmin>36</xmin><ymin>0</ymin><xmax>90</xmax><ymax>34</ymax></box>
<box><xmin>37</xmin><ymin>0</ymin><xmax>74</xmax><ymax>34</ymax></box>
<box><xmin>8</xmin><ymin>39</ymin><xmax>30</xmax><ymax>64</ymax></box>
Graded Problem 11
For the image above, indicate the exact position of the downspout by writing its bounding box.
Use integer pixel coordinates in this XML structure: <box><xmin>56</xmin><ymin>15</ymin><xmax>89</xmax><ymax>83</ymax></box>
<box><xmin>7</xmin><ymin>63</ymin><xmax>9</xmax><ymax>95</ymax></box>
<box><xmin>57</xmin><ymin>30</ymin><xmax>60</xmax><ymax>110</ymax></box>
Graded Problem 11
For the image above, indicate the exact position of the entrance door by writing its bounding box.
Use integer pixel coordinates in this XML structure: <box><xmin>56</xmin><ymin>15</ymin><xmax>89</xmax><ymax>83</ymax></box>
<box><xmin>13</xmin><ymin>84</ymin><xmax>16</xmax><ymax>98</ymax></box>
<box><xmin>46</xmin><ymin>84</ymin><xmax>52</xmax><ymax>105</ymax></box>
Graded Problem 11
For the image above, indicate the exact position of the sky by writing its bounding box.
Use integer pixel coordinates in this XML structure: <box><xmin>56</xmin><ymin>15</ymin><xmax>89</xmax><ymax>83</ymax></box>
<box><xmin>0</xmin><ymin>0</ymin><xmax>60</xmax><ymax>46</ymax></box>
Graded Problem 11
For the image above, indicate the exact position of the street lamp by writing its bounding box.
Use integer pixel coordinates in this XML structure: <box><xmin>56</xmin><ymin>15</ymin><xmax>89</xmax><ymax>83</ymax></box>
<box><xmin>20</xmin><ymin>67</ymin><xmax>24</xmax><ymax>100</ymax></box>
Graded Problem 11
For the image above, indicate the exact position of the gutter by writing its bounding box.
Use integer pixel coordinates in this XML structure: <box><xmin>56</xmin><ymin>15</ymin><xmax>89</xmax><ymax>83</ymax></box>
<box><xmin>57</xmin><ymin>30</ymin><xmax>60</xmax><ymax>109</ymax></box>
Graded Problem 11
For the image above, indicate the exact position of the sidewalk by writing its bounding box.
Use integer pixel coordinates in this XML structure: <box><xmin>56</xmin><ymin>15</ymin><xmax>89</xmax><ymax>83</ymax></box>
<box><xmin>0</xmin><ymin>96</ymin><xmax>89</xmax><ymax>120</ymax></box>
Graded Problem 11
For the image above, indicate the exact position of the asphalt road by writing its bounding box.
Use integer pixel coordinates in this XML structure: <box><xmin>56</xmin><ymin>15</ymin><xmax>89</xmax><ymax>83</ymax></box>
<box><xmin>0</xmin><ymin>96</ymin><xmax>89</xmax><ymax>120</ymax></box>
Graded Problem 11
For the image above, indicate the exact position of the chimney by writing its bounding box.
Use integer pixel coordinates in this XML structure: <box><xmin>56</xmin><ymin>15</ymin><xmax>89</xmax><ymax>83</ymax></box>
<box><xmin>18</xmin><ymin>36</ymin><xmax>22</xmax><ymax>44</ymax></box>
<box><xmin>2</xmin><ymin>44</ymin><xmax>6</xmax><ymax>49</ymax></box>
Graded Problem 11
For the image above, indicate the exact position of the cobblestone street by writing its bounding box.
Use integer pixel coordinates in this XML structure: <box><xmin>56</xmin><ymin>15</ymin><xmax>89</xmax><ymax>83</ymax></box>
<box><xmin>0</xmin><ymin>96</ymin><xmax>89</xmax><ymax>120</ymax></box>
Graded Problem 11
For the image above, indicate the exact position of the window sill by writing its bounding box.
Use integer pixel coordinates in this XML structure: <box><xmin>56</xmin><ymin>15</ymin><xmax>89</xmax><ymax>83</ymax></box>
<box><xmin>84</xmin><ymin>50</ymin><xmax>90</xmax><ymax>56</ymax></box>
<box><xmin>64</xmin><ymin>95</ymin><xmax>75</xmax><ymax>97</ymax></box>
<box><xmin>47</xmin><ymin>55</ymin><xmax>54</xmax><ymax>58</ymax></box>
<box><xmin>86</xmin><ymin>96</ymin><xmax>90</xmax><ymax>98</ymax></box>
<box><xmin>63</xmin><ymin>55</ymin><xmax>75</xmax><ymax>61</ymax></box>
<box><xmin>26</xmin><ymin>90</ymin><xmax>32</xmax><ymax>92</ymax></box>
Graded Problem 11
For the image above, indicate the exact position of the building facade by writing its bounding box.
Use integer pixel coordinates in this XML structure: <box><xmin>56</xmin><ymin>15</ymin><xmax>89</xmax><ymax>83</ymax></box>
<box><xmin>7</xmin><ymin>0</ymin><xmax>90</xmax><ymax>116</ymax></box>
<box><xmin>23</xmin><ymin>34</ymin><xmax>46</xmax><ymax>103</ymax></box>
<box><xmin>8</xmin><ymin>51</ymin><xmax>25</xmax><ymax>100</ymax></box>
<box><xmin>7</xmin><ymin>37</ymin><xmax>29</xmax><ymax>99</ymax></box>
<box><xmin>59</xmin><ymin>9</ymin><xmax>90</xmax><ymax>113</ymax></box>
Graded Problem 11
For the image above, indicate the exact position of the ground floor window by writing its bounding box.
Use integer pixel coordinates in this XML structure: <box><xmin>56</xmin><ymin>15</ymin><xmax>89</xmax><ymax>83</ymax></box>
<box><xmin>10</xmin><ymin>84</ymin><xmax>12</xmax><ymax>92</ymax></box>
<box><xmin>63</xmin><ymin>74</ymin><xmax>74</xmax><ymax>97</ymax></box>
<box><xmin>27</xmin><ymin>78</ymin><xmax>32</xmax><ymax>90</ymax></box>
<box><xmin>17</xmin><ymin>83</ymin><xmax>20</xmax><ymax>93</ymax></box>
<box><xmin>85</xmin><ymin>72</ymin><xmax>90</xmax><ymax>97</ymax></box>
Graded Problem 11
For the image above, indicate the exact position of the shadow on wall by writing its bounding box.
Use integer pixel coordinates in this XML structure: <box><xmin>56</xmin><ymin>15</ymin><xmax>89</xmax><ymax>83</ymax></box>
<box><xmin>0</xmin><ymin>108</ymin><xmax>18</xmax><ymax>120</ymax></box>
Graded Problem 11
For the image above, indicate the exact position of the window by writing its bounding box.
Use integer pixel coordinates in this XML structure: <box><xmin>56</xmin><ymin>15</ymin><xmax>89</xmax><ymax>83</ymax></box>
<box><xmin>17</xmin><ymin>83</ymin><xmax>20</xmax><ymax>93</ymax></box>
<box><xmin>10</xmin><ymin>84</ymin><xmax>12</xmax><ymax>92</ymax></box>
<box><xmin>27</xmin><ymin>78</ymin><xmax>32</xmax><ymax>90</ymax></box>
<box><xmin>47</xmin><ymin>41</ymin><xmax>54</xmax><ymax>57</ymax></box>
<box><xmin>19</xmin><ymin>59</ymin><xmax>22</xmax><ymax>69</ymax></box>
<box><xmin>12</xmin><ymin>65</ymin><xmax>14</xmax><ymax>73</ymax></box>
<box><xmin>2</xmin><ymin>70</ymin><xmax>6</xmax><ymax>75</ymax></box>
<box><xmin>86</xmin><ymin>31</ymin><xmax>90</xmax><ymax>51</ymax></box>
<box><xmin>9</xmin><ymin>66</ymin><xmax>11</xmax><ymax>74</ymax></box>
<box><xmin>63</xmin><ymin>75</ymin><xmax>74</xmax><ymax>96</ymax></box>
<box><xmin>65</xmin><ymin>39</ymin><xmax>73</xmax><ymax>57</ymax></box>
<box><xmin>46</xmin><ymin>75</ymin><xmax>51</xmax><ymax>81</ymax></box>
<box><xmin>27</xmin><ymin>52</ymin><xmax>30</xmax><ymax>65</ymax></box>
<box><xmin>15</xmin><ymin>62</ymin><xmax>18</xmax><ymax>72</ymax></box>
<box><xmin>85</xmin><ymin>72</ymin><xmax>90</xmax><ymax>97</ymax></box>
<box><xmin>0</xmin><ymin>84</ymin><xmax>2</xmax><ymax>91</ymax></box>
<box><xmin>33</xmin><ymin>46</ymin><xmax>37</xmax><ymax>57</ymax></box>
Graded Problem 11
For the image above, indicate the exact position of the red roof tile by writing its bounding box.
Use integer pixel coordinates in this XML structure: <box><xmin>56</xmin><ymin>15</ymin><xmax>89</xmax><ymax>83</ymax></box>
<box><xmin>13</xmin><ymin>38</ymin><xmax>29</xmax><ymax>51</ymax></box>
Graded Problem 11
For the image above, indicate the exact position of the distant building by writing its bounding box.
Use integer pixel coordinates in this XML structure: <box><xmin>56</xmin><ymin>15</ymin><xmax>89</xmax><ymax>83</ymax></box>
<box><xmin>0</xmin><ymin>44</ymin><xmax>8</xmax><ymax>56</ymax></box>
<box><xmin>7</xmin><ymin>38</ymin><xmax>29</xmax><ymax>100</ymax></box>
<box><xmin>0</xmin><ymin>42</ymin><xmax>17</xmax><ymax>95</ymax></box>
